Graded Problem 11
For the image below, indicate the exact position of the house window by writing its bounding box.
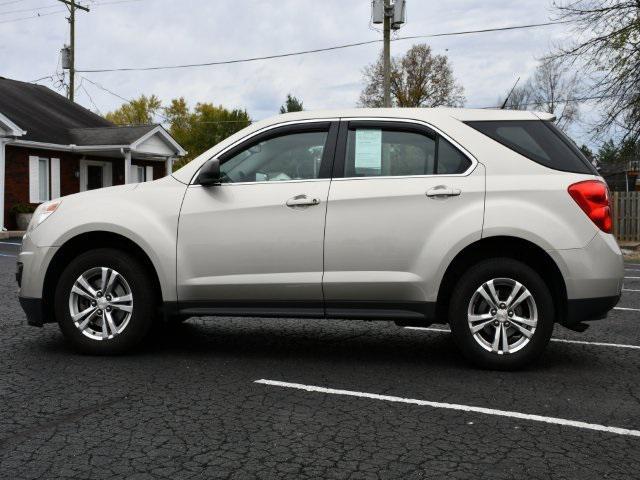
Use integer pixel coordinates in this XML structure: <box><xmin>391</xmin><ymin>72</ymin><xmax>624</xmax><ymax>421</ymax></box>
<box><xmin>38</xmin><ymin>158</ymin><xmax>50</xmax><ymax>202</ymax></box>
<box><xmin>130</xmin><ymin>165</ymin><xmax>153</xmax><ymax>183</ymax></box>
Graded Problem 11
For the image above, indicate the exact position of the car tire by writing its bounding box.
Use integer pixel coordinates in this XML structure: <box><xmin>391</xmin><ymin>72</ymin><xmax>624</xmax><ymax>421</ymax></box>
<box><xmin>448</xmin><ymin>258</ymin><xmax>554</xmax><ymax>370</ymax></box>
<box><xmin>55</xmin><ymin>248</ymin><xmax>156</xmax><ymax>355</ymax></box>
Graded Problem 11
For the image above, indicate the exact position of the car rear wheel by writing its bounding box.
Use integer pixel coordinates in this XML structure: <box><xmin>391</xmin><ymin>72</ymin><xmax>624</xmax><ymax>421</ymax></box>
<box><xmin>449</xmin><ymin>258</ymin><xmax>554</xmax><ymax>370</ymax></box>
<box><xmin>55</xmin><ymin>248</ymin><xmax>155</xmax><ymax>354</ymax></box>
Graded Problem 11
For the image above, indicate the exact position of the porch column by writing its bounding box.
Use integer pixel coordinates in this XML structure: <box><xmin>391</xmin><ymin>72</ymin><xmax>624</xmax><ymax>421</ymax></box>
<box><xmin>0</xmin><ymin>138</ymin><xmax>7</xmax><ymax>231</ymax></box>
<box><xmin>124</xmin><ymin>150</ymin><xmax>132</xmax><ymax>184</ymax></box>
<box><xmin>165</xmin><ymin>156</ymin><xmax>174</xmax><ymax>176</ymax></box>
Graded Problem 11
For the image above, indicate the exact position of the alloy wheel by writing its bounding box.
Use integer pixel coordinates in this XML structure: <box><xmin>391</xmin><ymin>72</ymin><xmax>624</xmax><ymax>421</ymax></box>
<box><xmin>467</xmin><ymin>277</ymin><xmax>538</xmax><ymax>354</ymax></box>
<box><xmin>68</xmin><ymin>267</ymin><xmax>134</xmax><ymax>341</ymax></box>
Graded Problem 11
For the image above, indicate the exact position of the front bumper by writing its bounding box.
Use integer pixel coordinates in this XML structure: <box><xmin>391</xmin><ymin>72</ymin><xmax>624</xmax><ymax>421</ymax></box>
<box><xmin>19</xmin><ymin>296</ymin><xmax>45</xmax><ymax>327</ymax></box>
<box><xmin>17</xmin><ymin>233</ymin><xmax>59</xmax><ymax>327</ymax></box>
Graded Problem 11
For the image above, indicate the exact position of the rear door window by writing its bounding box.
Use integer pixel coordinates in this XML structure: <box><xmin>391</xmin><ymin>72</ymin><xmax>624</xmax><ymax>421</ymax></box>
<box><xmin>465</xmin><ymin>120</ymin><xmax>596</xmax><ymax>174</ymax></box>
<box><xmin>343</xmin><ymin>126</ymin><xmax>471</xmax><ymax>177</ymax></box>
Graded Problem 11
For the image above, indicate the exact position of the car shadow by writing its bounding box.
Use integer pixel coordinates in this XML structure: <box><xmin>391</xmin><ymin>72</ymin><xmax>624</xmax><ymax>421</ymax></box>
<box><xmin>32</xmin><ymin>317</ymin><xmax>583</xmax><ymax>372</ymax></box>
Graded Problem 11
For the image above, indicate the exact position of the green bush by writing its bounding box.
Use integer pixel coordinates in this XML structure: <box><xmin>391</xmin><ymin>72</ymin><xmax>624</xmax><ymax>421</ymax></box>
<box><xmin>10</xmin><ymin>203</ymin><xmax>37</xmax><ymax>215</ymax></box>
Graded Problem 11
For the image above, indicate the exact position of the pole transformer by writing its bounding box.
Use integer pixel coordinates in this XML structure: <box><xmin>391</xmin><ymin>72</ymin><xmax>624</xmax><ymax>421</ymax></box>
<box><xmin>57</xmin><ymin>0</ymin><xmax>90</xmax><ymax>102</ymax></box>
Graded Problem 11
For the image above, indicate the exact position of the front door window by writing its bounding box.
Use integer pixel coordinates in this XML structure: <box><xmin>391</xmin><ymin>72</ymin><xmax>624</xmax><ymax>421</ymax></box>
<box><xmin>220</xmin><ymin>131</ymin><xmax>328</xmax><ymax>183</ymax></box>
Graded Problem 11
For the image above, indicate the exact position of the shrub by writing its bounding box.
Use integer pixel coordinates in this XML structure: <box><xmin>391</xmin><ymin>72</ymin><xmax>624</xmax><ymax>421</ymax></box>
<box><xmin>10</xmin><ymin>203</ymin><xmax>37</xmax><ymax>215</ymax></box>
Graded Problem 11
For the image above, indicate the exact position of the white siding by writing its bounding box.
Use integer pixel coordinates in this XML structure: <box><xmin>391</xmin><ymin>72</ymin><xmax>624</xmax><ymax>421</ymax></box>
<box><xmin>145</xmin><ymin>166</ymin><xmax>153</xmax><ymax>181</ymax></box>
<box><xmin>50</xmin><ymin>157</ymin><xmax>60</xmax><ymax>199</ymax></box>
<box><xmin>28</xmin><ymin>156</ymin><xmax>39</xmax><ymax>203</ymax></box>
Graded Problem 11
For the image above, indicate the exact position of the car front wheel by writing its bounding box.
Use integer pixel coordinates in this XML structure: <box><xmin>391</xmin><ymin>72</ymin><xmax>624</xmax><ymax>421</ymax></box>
<box><xmin>449</xmin><ymin>258</ymin><xmax>554</xmax><ymax>370</ymax></box>
<box><xmin>54</xmin><ymin>248</ymin><xmax>155</xmax><ymax>354</ymax></box>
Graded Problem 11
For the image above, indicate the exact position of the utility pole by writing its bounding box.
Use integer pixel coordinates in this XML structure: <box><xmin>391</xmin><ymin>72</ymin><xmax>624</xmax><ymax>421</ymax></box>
<box><xmin>383</xmin><ymin>0</ymin><xmax>391</xmax><ymax>108</ymax></box>
<box><xmin>372</xmin><ymin>0</ymin><xmax>406</xmax><ymax>108</ymax></box>
<box><xmin>57</xmin><ymin>0</ymin><xmax>89</xmax><ymax>102</ymax></box>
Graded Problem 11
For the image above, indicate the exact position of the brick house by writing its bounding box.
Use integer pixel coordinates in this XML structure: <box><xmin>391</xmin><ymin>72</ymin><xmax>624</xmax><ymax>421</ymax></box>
<box><xmin>0</xmin><ymin>77</ymin><xmax>186</xmax><ymax>230</ymax></box>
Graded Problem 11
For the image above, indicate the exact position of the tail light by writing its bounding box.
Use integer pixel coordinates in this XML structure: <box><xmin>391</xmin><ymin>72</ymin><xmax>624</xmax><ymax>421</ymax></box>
<box><xmin>567</xmin><ymin>180</ymin><xmax>612</xmax><ymax>233</ymax></box>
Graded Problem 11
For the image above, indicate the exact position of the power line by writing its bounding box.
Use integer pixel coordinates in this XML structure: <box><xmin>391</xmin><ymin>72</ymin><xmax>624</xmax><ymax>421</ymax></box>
<box><xmin>77</xmin><ymin>20</ymin><xmax>571</xmax><ymax>73</ymax></box>
<box><xmin>80</xmin><ymin>84</ymin><xmax>102</xmax><ymax>115</ymax></box>
<box><xmin>0</xmin><ymin>4</ymin><xmax>61</xmax><ymax>16</ymax></box>
<box><xmin>0</xmin><ymin>0</ymin><xmax>140</xmax><ymax>23</ymax></box>
<box><xmin>0</xmin><ymin>9</ymin><xmax>65</xmax><ymax>24</ymax></box>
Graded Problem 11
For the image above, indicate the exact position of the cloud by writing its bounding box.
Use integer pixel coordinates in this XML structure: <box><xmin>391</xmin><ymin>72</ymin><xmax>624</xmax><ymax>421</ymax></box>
<box><xmin>1</xmin><ymin>0</ymin><xmax>590</xmax><ymax>143</ymax></box>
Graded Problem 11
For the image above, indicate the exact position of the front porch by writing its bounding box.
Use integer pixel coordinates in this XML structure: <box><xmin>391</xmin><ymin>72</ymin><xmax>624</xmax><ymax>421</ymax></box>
<box><xmin>0</xmin><ymin>123</ymin><xmax>186</xmax><ymax>230</ymax></box>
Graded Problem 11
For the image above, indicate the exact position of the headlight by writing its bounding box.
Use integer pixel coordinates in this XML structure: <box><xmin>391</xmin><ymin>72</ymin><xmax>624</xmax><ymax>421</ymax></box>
<box><xmin>27</xmin><ymin>200</ymin><xmax>62</xmax><ymax>232</ymax></box>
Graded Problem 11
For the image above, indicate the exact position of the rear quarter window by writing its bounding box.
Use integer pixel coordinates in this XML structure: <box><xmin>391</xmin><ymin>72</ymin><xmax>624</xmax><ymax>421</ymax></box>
<box><xmin>465</xmin><ymin>120</ymin><xmax>596</xmax><ymax>175</ymax></box>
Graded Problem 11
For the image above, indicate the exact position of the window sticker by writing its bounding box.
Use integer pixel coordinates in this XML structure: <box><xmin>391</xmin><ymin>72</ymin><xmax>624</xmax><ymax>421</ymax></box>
<box><xmin>355</xmin><ymin>129</ymin><xmax>382</xmax><ymax>172</ymax></box>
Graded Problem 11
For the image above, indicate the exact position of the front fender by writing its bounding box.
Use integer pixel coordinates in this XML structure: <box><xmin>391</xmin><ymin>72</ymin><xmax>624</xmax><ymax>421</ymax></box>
<box><xmin>29</xmin><ymin>176</ymin><xmax>187</xmax><ymax>301</ymax></box>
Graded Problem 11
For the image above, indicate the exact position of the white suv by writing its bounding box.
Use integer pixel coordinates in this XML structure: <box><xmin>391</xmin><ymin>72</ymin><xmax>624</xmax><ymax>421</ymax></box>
<box><xmin>17</xmin><ymin>108</ymin><xmax>624</xmax><ymax>369</ymax></box>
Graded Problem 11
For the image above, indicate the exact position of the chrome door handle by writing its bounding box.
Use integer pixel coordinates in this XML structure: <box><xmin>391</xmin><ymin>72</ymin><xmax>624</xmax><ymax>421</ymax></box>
<box><xmin>426</xmin><ymin>186</ymin><xmax>461</xmax><ymax>198</ymax></box>
<box><xmin>286</xmin><ymin>194</ymin><xmax>321</xmax><ymax>207</ymax></box>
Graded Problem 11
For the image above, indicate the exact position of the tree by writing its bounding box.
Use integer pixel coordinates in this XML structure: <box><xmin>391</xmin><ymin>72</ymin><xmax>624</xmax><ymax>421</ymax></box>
<box><xmin>551</xmin><ymin>1</ymin><xmax>640</xmax><ymax>142</ymax></box>
<box><xmin>280</xmin><ymin>94</ymin><xmax>303</xmax><ymax>113</ymax></box>
<box><xmin>579</xmin><ymin>144</ymin><xmax>594</xmax><ymax>161</ymax></box>
<box><xmin>500</xmin><ymin>59</ymin><xmax>581</xmax><ymax>130</ymax></box>
<box><xmin>165</xmin><ymin>98</ymin><xmax>251</xmax><ymax>170</ymax></box>
<box><xmin>105</xmin><ymin>94</ymin><xmax>162</xmax><ymax>125</ymax></box>
<box><xmin>597</xmin><ymin>139</ymin><xmax>618</xmax><ymax>165</ymax></box>
<box><xmin>359</xmin><ymin>44</ymin><xmax>465</xmax><ymax>108</ymax></box>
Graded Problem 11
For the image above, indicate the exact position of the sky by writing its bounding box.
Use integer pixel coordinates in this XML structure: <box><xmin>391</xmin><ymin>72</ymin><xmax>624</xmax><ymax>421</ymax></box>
<box><xmin>0</xmin><ymin>0</ymin><xmax>601</xmax><ymax>147</ymax></box>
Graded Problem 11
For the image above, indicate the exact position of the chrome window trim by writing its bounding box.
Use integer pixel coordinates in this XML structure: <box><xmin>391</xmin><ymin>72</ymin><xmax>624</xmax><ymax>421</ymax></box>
<box><xmin>336</xmin><ymin>116</ymin><xmax>479</xmax><ymax>180</ymax></box>
<box><xmin>189</xmin><ymin>118</ymin><xmax>339</xmax><ymax>185</ymax></box>
<box><xmin>188</xmin><ymin>178</ymin><xmax>330</xmax><ymax>188</ymax></box>
<box><xmin>189</xmin><ymin>116</ymin><xmax>479</xmax><ymax>185</ymax></box>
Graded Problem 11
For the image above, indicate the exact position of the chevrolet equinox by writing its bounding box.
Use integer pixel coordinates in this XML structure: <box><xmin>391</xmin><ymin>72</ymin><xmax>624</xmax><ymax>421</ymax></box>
<box><xmin>17</xmin><ymin>109</ymin><xmax>624</xmax><ymax>369</ymax></box>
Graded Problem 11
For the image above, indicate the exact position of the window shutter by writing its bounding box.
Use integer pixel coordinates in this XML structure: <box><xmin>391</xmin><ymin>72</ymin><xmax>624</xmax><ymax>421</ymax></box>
<box><xmin>28</xmin><ymin>156</ymin><xmax>39</xmax><ymax>203</ymax></box>
<box><xmin>145</xmin><ymin>166</ymin><xmax>153</xmax><ymax>182</ymax></box>
<box><xmin>104</xmin><ymin>162</ymin><xmax>113</xmax><ymax>187</ymax></box>
<box><xmin>51</xmin><ymin>157</ymin><xmax>61</xmax><ymax>198</ymax></box>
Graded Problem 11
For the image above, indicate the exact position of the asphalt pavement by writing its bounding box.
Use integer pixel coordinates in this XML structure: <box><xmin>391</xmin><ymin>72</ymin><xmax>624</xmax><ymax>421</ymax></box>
<box><xmin>1</xmin><ymin>238</ymin><xmax>639</xmax><ymax>479</ymax></box>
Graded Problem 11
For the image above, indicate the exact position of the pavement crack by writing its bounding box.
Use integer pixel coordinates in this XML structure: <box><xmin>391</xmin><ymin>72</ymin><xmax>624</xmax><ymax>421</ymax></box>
<box><xmin>0</xmin><ymin>394</ymin><xmax>130</xmax><ymax>448</ymax></box>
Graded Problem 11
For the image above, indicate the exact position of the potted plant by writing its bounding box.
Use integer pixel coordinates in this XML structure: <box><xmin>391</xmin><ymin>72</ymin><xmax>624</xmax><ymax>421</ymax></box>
<box><xmin>10</xmin><ymin>203</ymin><xmax>37</xmax><ymax>231</ymax></box>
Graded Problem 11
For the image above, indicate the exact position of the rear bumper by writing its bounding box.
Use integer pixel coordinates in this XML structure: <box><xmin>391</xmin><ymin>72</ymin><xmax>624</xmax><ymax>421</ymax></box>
<box><xmin>19</xmin><ymin>296</ymin><xmax>45</xmax><ymax>327</ymax></box>
<box><xmin>548</xmin><ymin>231</ymin><xmax>624</xmax><ymax>300</ymax></box>
<box><xmin>564</xmin><ymin>295</ymin><xmax>620</xmax><ymax>327</ymax></box>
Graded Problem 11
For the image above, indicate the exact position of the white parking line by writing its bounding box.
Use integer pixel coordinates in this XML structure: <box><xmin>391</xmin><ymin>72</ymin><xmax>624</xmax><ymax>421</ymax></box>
<box><xmin>622</xmin><ymin>288</ymin><xmax>640</xmax><ymax>292</ymax></box>
<box><xmin>0</xmin><ymin>253</ymin><xmax>16</xmax><ymax>258</ymax></box>
<box><xmin>255</xmin><ymin>379</ymin><xmax>640</xmax><ymax>438</ymax></box>
<box><xmin>0</xmin><ymin>242</ymin><xmax>21</xmax><ymax>246</ymax></box>
<box><xmin>550</xmin><ymin>338</ymin><xmax>640</xmax><ymax>350</ymax></box>
<box><xmin>614</xmin><ymin>306</ymin><xmax>640</xmax><ymax>312</ymax></box>
<box><xmin>404</xmin><ymin>327</ymin><xmax>640</xmax><ymax>350</ymax></box>
<box><xmin>624</xmin><ymin>277</ymin><xmax>640</xmax><ymax>279</ymax></box>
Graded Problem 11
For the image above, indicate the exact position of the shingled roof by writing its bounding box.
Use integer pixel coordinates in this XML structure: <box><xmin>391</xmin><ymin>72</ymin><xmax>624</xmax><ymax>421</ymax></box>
<box><xmin>69</xmin><ymin>125</ymin><xmax>157</xmax><ymax>146</ymax></box>
<box><xmin>0</xmin><ymin>77</ymin><xmax>165</xmax><ymax>148</ymax></box>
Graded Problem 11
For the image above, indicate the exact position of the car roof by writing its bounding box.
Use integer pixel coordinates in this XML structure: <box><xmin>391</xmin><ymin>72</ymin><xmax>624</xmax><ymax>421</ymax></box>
<box><xmin>262</xmin><ymin>108</ymin><xmax>555</xmax><ymax>127</ymax></box>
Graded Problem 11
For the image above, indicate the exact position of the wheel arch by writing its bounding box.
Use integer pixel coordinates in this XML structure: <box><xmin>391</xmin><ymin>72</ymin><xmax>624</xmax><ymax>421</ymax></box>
<box><xmin>436</xmin><ymin>235</ymin><xmax>568</xmax><ymax>325</ymax></box>
<box><xmin>43</xmin><ymin>231</ymin><xmax>164</xmax><ymax>321</ymax></box>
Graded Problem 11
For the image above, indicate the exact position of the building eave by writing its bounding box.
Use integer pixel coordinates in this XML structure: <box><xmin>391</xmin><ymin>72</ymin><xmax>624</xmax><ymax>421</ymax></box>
<box><xmin>0</xmin><ymin>111</ymin><xmax>26</xmax><ymax>137</ymax></box>
<box><xmin>130</xmin><ymin>125</ymin><xmax>187</xmax><ymax>156</ymax></box>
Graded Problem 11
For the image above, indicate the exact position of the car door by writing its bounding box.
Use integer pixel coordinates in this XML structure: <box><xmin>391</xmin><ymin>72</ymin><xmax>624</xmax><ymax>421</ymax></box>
<box><xmin>177</xmin><ymin>121</ymin><xmax>338</xmax><ymax>317</ymax></box>
<box><xmin>323</xmin><ymin>119</ymin><xmax>485</xmax><ymax>320</ymax></box>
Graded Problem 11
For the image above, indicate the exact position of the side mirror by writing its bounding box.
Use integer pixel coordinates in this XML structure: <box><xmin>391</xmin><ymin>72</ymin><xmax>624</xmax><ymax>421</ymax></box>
<box><xmin>196</xmin><ymin>158</ymin><xmax>221</xmax><ymax>186</ymax></box>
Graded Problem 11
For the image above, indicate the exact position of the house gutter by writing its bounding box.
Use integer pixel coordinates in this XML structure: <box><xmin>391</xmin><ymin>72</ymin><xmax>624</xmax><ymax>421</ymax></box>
<box><xmin>7</xmin><ymin>139</ymin><xmax>130</xmax><ymax>152</ymax></box>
